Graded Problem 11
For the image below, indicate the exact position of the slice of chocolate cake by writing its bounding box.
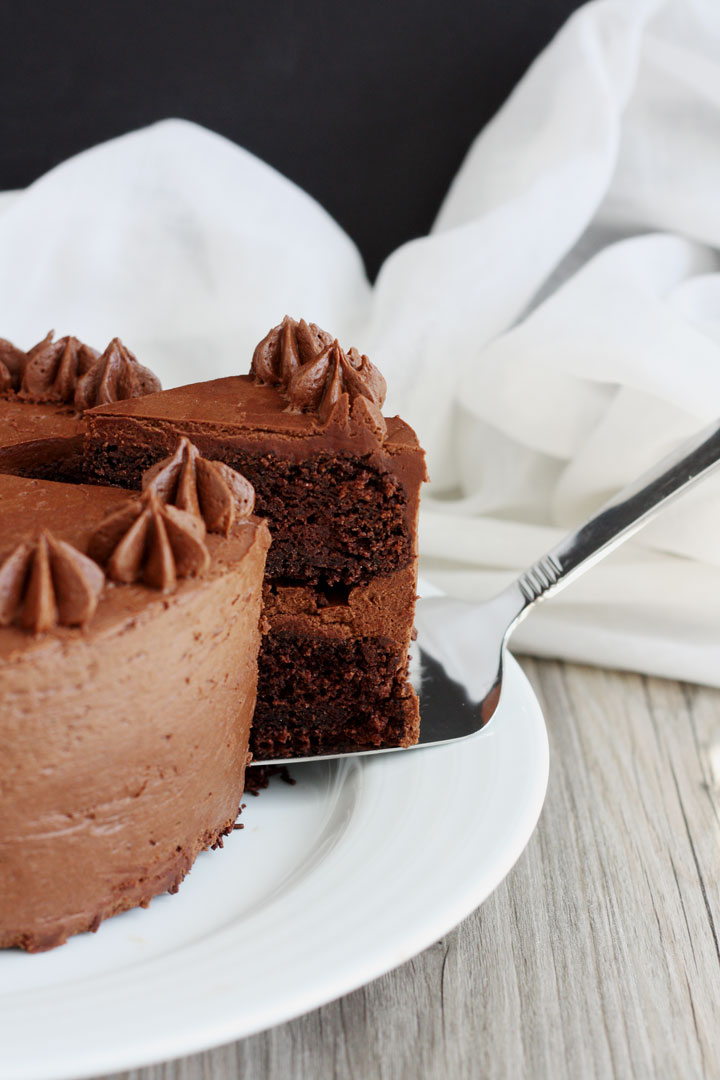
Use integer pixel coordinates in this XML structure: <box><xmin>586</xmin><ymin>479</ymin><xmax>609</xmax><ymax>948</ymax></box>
<box><xmin>0</xmin><ymin>332</ymin><xmax>161</xmax><ymax>482</ymax></box>
<box><xmin>85</xmin><ymin>318</ymin><xmax>427</xmax><ymax>758</ymax></box>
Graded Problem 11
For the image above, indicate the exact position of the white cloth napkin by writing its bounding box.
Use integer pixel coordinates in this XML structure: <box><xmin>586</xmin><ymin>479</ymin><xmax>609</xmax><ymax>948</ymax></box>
<box><xmin>1</xmin><ymin>0</ymin><xmax>719</xmax><ymax>685</ymax></box>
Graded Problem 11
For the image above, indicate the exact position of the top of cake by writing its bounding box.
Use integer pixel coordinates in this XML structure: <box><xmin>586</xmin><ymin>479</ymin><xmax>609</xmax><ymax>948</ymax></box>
<box><xmin>0</xmin><ymin>398</ymin><xmax>81</xmax><ymax>450</ymax></box>
<box><xmin>86</xmin><ymin>374</ymin><xmax>420</xmax><ymax>453</ymax></box>
<box><xmin>86</xmin><ymin>317</ymin><xmax>424</xmax><ymax>463</ymax></box>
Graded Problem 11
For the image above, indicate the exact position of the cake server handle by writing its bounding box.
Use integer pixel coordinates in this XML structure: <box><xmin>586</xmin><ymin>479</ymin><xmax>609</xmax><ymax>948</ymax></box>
<box><xmin>507</xmin><ymin>416</ymin><xmax>720</xmax><ymax>622</ymax></box>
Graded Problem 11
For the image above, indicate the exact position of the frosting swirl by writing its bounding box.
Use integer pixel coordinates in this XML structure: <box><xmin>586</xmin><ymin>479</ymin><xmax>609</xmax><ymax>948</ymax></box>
<box><xmin>142</xmin><ymin>437</ymin><xmax>255</xmax><ymax>537</ymax></box>
<box><xmin>251</xmin><ymin>318</ymin><xmax>388</xmax><ymax>440</ymax></box>
<box><xmin>0</xmin><ymin>338</ymin><xmax>28</xmax><ymax>392</ymax></box>
<box><xmin>1</xmin><ymin>331</ymin><xmax>162</xmax><ymax>411</ymax></box>
<box><xmin>19</xmin><ymin>332</ymin><xmax>99</xmax><ymax>403</ymax></box>
<box><xmin>285</xmin><ymin>339</ymin><xmax>387</xmax><ymax>439</ymax></box>
<box><xmin>74</xmin><ymin>338</ymin><xmax>161</xmax><ymax>411</ymax></box>
<box><xmin>0</xmin><ymin>359</ymin><xmax>12</xmax><ymax>394</ymax></box>
<box><xmin>0</xmin><ymin>532</ymin><xmax>105</xmax><ymax>633</ymax></box>
<box><xmin>88</xmin><ymin>490</ymin><xmax>210</xmax><ymax>593</ymax></box>
<box><xmin>251</xmin><ymin>316</ymin><xmax>333</xmax><ymax>387</ymax></box>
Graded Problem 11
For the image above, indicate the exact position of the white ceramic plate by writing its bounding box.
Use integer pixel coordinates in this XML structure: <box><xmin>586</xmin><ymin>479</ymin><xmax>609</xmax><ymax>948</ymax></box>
<box><xmin>0</xmin><ymin>654</ymin><xmax>547</xmax><ymax>1080</ymax></box>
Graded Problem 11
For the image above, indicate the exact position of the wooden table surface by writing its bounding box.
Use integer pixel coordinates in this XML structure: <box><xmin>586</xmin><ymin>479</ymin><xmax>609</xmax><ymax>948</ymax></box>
<box><xmin>101</xmin><ymin>658</ymin><xmax>720</xmax><ymax>1080</ymax></box>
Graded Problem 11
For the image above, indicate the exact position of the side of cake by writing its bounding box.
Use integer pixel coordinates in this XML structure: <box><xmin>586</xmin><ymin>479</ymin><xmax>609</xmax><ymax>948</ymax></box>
<box><xmin>84</xmin><ymin>317</ymin><xmax>427</xmax><ymax>759</ymax></box>
<box><xmin>0</xmin><ymin>470</ymin><xmax>270</xmax><ymax>951</ymax></box>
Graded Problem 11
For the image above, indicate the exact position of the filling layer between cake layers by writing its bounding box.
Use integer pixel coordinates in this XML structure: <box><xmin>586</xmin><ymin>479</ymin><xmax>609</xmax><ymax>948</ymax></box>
<box><xmin>84</xmin><ymin>320</ymin><xmax>427</xmax><ymax>759</ymax></box>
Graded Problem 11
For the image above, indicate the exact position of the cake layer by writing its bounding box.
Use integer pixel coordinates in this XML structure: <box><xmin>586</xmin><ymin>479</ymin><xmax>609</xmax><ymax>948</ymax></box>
<box><xmin>253</xmin><ymin>633</ymin><xmax>419</xmax><ymax>758</ymax></box>
<box><xmin>253</xmin><ymin>567</ymin><xmax>419</xmax><ymax>759</ymax></box>
<box><xmin>85</xmin><ymin>375</ymin><xmax>427</xmax><ymax>586</ymax></box>
<box><xmin>0</xmin><ymin>398</ymin><xmax>85</xmax><ymax>482</ymax></box>
<box><xmin>251</xmin><ymin>696</ymin><xmax>419</xmax><ymax>759</ymax></box>
<box><xmin>0</xmin><ymin>334</ymin><xmax>164</xmax><ymax>485</ymax></box>
<box><xmin>0</xmin><ymin>474</ymin><xmax>270</xmax><ymax>951</ymax></box>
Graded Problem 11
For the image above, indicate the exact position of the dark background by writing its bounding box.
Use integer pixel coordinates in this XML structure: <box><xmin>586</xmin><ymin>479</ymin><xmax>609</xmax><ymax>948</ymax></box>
<box><xmin>1</xmin><ymin>1</ymin><xmax>582</xmax><ymax>279</ymax></box>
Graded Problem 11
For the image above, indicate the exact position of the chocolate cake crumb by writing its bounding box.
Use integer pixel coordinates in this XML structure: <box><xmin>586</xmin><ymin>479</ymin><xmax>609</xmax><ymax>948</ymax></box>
<box><xmin>86</xmin><ymin>443</ymin><xmax>413</xmax><ymax>586</ymax></box>
<box><xmin>251</xmin><ymin>630</ymin><xmax>419</xmax><ymax>759</ymax></box>
<box><xmin>244</xmin><ymin>764</ymin><xmax>296</xmax><ymax>795</ymax></box>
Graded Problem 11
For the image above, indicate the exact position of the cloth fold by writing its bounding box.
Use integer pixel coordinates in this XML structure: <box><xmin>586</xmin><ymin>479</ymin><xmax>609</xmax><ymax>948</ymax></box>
<box><xmin>1</xmin><ymin>0</ymin><xmax>719</xmax><ymax>684</ymax></box>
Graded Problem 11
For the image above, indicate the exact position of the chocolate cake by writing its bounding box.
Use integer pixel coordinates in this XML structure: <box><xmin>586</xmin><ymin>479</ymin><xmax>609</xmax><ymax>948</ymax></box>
<box><xmin>85</xmin><ymin>317</ymin><xmax>427</xmax><ymax>757</ymax></box>
<box><xmin>0</xmin><ymin>332</ymin><xmax>161</xmax><ymax>481</ymax></box>
<box><xmin>258</xmin><ymin>566</ymin><xmax>419</xmax><ymax>756</ymax></box>
<box><xmin>0</xmin><ymin>465</ymin><xmax>270</xmax><ymax>951</ymax></box>
<box><xmin>0</xmin><ymin>315</ymin><xmax>425</xmax><ymax>951</ymax></box>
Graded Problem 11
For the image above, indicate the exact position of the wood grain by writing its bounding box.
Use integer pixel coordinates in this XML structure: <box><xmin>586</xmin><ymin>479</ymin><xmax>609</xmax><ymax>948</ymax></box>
<box><xmin>101</xmin><ymin>659</ymin><xmax>720</xmax><ymax>1080</ymax></box>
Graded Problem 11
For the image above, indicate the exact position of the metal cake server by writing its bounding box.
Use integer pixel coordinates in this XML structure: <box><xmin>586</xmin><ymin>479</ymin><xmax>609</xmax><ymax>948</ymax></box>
<box><xmin>254</xmin><ymin>418</ymin><xmax>720</xmax><ymax>766</ymax></box>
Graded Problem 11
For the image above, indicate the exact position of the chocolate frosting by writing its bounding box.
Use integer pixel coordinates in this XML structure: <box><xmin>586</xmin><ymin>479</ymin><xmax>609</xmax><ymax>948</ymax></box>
<box><xmin>0</xmin><ymin>472</ymin><xmax>271</xmax><ymax>952</ymax></box>
<box><xmin>1</xmin><ymin>331</ymin><xmax>162</xmax><ymax>414</ymax></box>
<box><xmin>285</xmin><ymin>339</ymin><xmax>388</xmax><ymax>439</ymax></box>
<box><xmin>0</xmin><ymin>359</ymin><xmax>12</xmax><ymax>394</ymax></box>
<box><xmin>251</xmin><ymin>316</ymin><xmax>332</xmax><ymax>386</ymax></box>
<box><xmin>88</xmin><ymin>490</ymin><xmax>210</xmax><ymax>592</ymax></box>
<box><xmin>0</xmin><ymin>338</ymin><xmax>27</xmax><ymax>392</ymax></box>
<box><xmin>251</xmin><ymin>318</ymin><xmax>388</xmax><ymax>442</ymax></box>
<box><xmin>142</xmin><ymin>437</ymin><xmax>255</xmax><ymax>537</ymax></box>
<box><xmin>19</xmin><ymin>331</ymin><xmax>99</xmax><ymax>404</ymax></box>
<box><xmin>74</xmin><ymin>338</ymin><xmax>162</xmax><ymax>411</ymax></box>
<box><xmin>0</xmin><ymin>531</ymin><xmax>105</xmax><ymax>633</ymax></box>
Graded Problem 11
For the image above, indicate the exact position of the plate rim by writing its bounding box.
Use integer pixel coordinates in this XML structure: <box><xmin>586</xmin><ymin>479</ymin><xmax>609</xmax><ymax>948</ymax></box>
<box><xmin>0</xmin><ymin>653</ymin><xmax>548</xmax><ymax>1080</ymax></box>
